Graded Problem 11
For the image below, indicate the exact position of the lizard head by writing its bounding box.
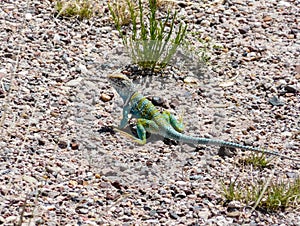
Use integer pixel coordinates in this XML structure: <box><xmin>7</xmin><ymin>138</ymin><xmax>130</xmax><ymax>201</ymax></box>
<box><xmin>107</xmin><ymin>73</ymin><xmax>135</xmax><ymax>102</ymax></box>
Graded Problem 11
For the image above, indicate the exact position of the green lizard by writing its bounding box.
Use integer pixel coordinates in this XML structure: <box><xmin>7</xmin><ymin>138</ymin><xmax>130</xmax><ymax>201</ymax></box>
<box><xmin>108</xmin><ymin>73</ymin><xmax>300</xmax><ymax>162</ymax></box>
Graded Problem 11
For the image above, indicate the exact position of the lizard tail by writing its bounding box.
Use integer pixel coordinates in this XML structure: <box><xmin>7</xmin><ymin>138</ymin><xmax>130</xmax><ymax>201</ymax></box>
<box><xmin>165</xmin><ymin>129</ymin><xmax>300</xmax><ymax>161</ymax></box>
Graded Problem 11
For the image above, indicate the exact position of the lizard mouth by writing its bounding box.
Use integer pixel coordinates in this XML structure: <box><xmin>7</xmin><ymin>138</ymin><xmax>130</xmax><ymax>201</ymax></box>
<box><xmin>107</xmin><ymin>73</ymin><xmax>131</xmax><ymax>81</ymax></box>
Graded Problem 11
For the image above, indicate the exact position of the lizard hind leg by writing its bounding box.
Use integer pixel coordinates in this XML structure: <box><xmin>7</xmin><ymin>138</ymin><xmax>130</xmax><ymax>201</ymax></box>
<box><xmin>162</xmin><ymin>111</ymin><xmax>185</xmax><ymax>133</ymax></box>
<box><xmin>113</xmin><ymin>118</ymin><xmax>159</xmax><ymax>145</ymax></box>
<box><xmin>136</xmin><ymin>118</ymin><xmax>160</xmax><ymax>143</ymax></box>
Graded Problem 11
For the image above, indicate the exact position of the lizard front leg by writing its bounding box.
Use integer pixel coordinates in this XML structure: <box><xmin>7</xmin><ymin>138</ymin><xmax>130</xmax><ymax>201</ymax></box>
<box><xmin>119</xmin><ymin>104</ymin><xmax>131</xmax><ymax>128</ymax></box>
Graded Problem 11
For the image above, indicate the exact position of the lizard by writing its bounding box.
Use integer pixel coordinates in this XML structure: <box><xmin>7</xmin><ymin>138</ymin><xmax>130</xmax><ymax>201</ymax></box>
<box><xmin>107</xmin><ymin>73</ymin><xmax>300</xmax><ymax>162</ymax></box>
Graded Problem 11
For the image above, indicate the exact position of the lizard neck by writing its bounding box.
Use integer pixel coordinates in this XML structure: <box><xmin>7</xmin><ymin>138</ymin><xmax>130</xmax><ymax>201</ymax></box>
<box><xmin>117</xmin><ymin>83</ymin><xmax>136</xmax><ymax>104</ymax></box>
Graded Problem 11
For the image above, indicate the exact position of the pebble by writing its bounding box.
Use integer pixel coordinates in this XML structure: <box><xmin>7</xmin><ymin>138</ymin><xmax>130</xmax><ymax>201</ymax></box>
<box><xmin>5</xmin><ymin>216</ymin><xmax>17</xmax><ymax>223</ymax></box>
<box><xmin>76</xmin><ymin>64</ymin><xmax>88</xmax><ymax>74</ymax></box>
<box><xmin>45</xmin><ymin>166</ymin><xmax>61</xmax><ymax>174</ymax></box>
<box><xmin>184</xmin><ymin>76</ymin><xmax>199</xmax><ymax>84</ymax></box>
<box><xmin>238</xmin><ymin>27</ymin><xmax>249</xmax><ymax>34</ymax></box>
<box><xmin>100</xmin><ymin>93</ymin><xmax>112</xmax><ymax>102</ymax></box>
<box><xmin>53</xmin><ymin>33</ymin><xmax>61</xmax><ymax>43</ymax></box>
<box><xmin>281</xmin><ymin>131</ymin><xmax>292</xmax><ymax>137</ymax></box>
<box><xmin>198</xmin><ymin>208</ymin><xmax>211</xmax><ymax>220</ymax></box>
<box><xmin>278</xmin><ymin>1</ymin><xmax>291</xmax><ymax>7</ymax></box>
<box><xmin>23</xmin><ymin>175</ymin><xmax>39</xmax><ymax>185</ymax></box>
<box><xmin>284</xmin><ymin>85</ymin><xmax>297</xmax><ymax>93</ymax></box>
<box><xmin>269</xmin><ymin>96</ymin><xmax>285</xmax><ymax>106</ymax></box>
<box><xmin>169</xmin><ymin>211</ymin><xmax>180</xmax><ymax>219</ymax></box>
<box><xmin>65</xmin><ymin>77</ymin><xmax>83</xmax><ymax>87</ymax></box>
<box><xmin>76</xmin><ymin>206</ymin><xmax>89</xmax><ymax>214</ymax></box>
<box><xmin>58</xmin><ymin>140</ymin><xmax>68</xmax><ymax>149</ymax></box>
<box><xmin>200</xmin><ymin>19</ymin><xmax>210</xmax><ymax>27</ymax></box>
<box><xmin>25</xmin><ymin>13</ymin><xmax>32</xmax><ymax>20</ymax></box>
<box><xmin>263</xmin><ymin>15</ymin><xmax>273</xmax><ymax>22</ymax></box>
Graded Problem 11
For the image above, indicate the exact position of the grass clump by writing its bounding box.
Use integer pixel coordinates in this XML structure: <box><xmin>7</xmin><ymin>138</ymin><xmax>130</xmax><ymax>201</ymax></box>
<box><xmin>182</xmin><ymin>35</ymin><xmax>211</xmax><ymax>65</ymax></box>
<box><xmin>221</xmin><ymin>177</ymin><xmax>300</xmax><ymax>212</ymax></box>
<box><xmin>262</xmin><ymin>178</ymin><xmax>300</xmax><ymax>211</ymax></box>
<box><xmin>107</xmin><ymin>0</ymin><xmax>133</xmax><ymax>26</ymax></box>
<box><xmin>240</xmin><ymin>153</ymin><xmax>272</xmax><ymax>169</ymax></box>
<box><xmin>108</xmin><ymin>0</ymin><xmax>187</xmax><ymax>71</ymax></box>
<box><xmin>183</xmin><ymin>31</ymin><xmax>227</xmax><ymax>65</ymax></box>
<box><xmin>55</xmin><ymin>0</ymin><xmax>97</xmax><ymax>20</ymax></box>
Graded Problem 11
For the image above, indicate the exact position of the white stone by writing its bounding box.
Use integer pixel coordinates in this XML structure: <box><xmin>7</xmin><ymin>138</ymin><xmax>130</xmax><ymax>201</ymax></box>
<box><xmin>278</xmin><ymin>1</ymin><xmax>291</xmax><ymax>7</ymax></box>
<box><xmin>25</xmin><ymin>13</ymin><xmax>32</xmax><ymax>20</ymax></box>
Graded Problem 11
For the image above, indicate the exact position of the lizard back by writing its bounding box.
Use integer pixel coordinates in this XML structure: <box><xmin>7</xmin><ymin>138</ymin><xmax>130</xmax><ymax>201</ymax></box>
<box><xmin>129</xmin><ymin>92</ymin><xmax>160</xmax><ymax>120</ymax></box>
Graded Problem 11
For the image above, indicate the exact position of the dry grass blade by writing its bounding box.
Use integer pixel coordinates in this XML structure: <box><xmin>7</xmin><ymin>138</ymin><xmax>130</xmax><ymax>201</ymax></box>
<box><xmin>0</xmin><ymin>1</ymin><xmax>29</xmax><ymax>134</ymax></box>
<box><xmin>251</xmin><ymin>167</ymin><xmax>276</xmax><ymax>212</ymax></box>
<box><xmin>55</xmin><ymin>0</ymin><xmax>100</xmax><ymax>20</ymax></box>
<box><xmin>0</xmin><ymin>0</ymin><xmax>43</xmax><ymax>225</ymax></box>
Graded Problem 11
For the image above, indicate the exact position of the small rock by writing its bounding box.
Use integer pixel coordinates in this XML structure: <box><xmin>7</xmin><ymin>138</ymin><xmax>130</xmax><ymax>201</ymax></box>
<box><xmin>46</xmin><ymin>205</ymin><xmax>56</xmax><ymax>211</ymax></box>
<box><xmin>281</xmin><ymin>131</ymin><xmax>292</xmax><ymax>137</ymax></box>
<box><xmin>231</xmin><ymin>60</ymin><xmax>240</xmax><ymax>68</ymax></box>
<box><xmin>200</xmin><ymin>19</ymin><xmax>210</xmax><ymax>27</ymax></box>
<box><xmin>286</xmin><ymin>172</ymin><xmax>298</xmax><ymax>179</ymax></box>
<box><xmin>198</xmin><ymin>208</ymin><xmax>211</xmax><ymax>220</ymax></box>
<box><xmin>169</xmin><ymin>211</ymin><xmax>180</xmax><ymax>219</ymax></box>
<box><xmin>178</xmin><ymin>2</ymin><xmax>188</xmax><ymax>7</ymax></box>
<box><xmin>100</xmin><ymin>93</ymin><xmax>112</xmax><ymax>102</ymax></box>
<box><xmin>184</xmin><ymin>76</ymin><xmax>199</xmax><ymax>84</ymax></box>
<box><xmin>227</xmin><ymin>200</ymin><xmax>242</xmax><ymax>209</ymax></box>
<box><xmin>219</xmin><ymin>80</ymin><xmax>235</xmax><ymax>87</ymax></box>
<box><xmin>269</xmin><ymin>96</ymin><xmax>285</xmax><ymax>106</ymax></box>
<box><xmin>49</xmin><ymin>72</ymin><xmax>60</xmax><ymax>77</ymax></box>
<box><xmin>69</xmin><ymin>180</ymin><xmax>78</xmax><ymax>187</ymax></box>
<box><xmin>45</xmin><ymin>166</ymin><xmax>61</xmax><ymax>174</ymax></box>
<box><xmin>238</xmin><ymin>27</ymin><xmax>249</xmax><ymax>34</ymax></box>
<box><xmin>23</xmin><ymin>175</ymin><xmax>38</xmax><ymax>185</ymax></box>
<box><xmin>76</xmin><ymin>206</ymin><xmax>89</xmax><ymax>214</ymax></box>
<box><xmin>66</xmin><ymin>77</ymin><xmax>83</xmax><ymax>87</ymax></box>
<box><xmin>175</xmin><ymin>192</ymin><xmax>186</xmax><ymax>199</ymax></box>
<box><xmin>253</xmin><ymin>22</ymin><xmax>261</xmax><ymax>28</ymax></box>
<box><xmin>58</xmin><ymin>140</ymin><xmax>68</xmax><ymax>149</ymax></box>
<box><xmin>35</xmin><ymin>218</ymin><xmax>44</xmax><ymax>225</ymax></box>
<box><xmin>111</xmin><ymin>180</ymin><xmax>122</xmax><ymax>189</ymax></box>
<box><xmin>226</xmin><ymin>211</ymin><xmax>241</xmax><ymax>217</ymax></box>
<box><xmin>218</xmin><ymin>146</ymin><xmax>236</xmax><ymax>158</ymax></box>
<box><xmin>278</xmin><ymin>1</ymin><xmax>291</xmax><ymax>7</ymax></box>
<box><xmin>295</xmin><ymin>65</ymin><xmax>300</xmax><ymax>74</ymax></box>
<box><xmin>99</xmin><ymin>181</ymin><xmax>111</xmax><ymax>188</ymax></box>
<box><xmin>175</xmin><ymin>180</ymin><xmax>188</xmax><ymax>186</ymax></box>
<box><xmin>70</xmin><ymin>140</ymin><xmax>79</xmax><ymax>150</ymax></box>
<box><xmin>284</xmin><ymin>85</ymin><xmax>297</xmax><ymax>93</ymax></box>
<box><xmin>50</xmin><ymin>110</ymin><xmax>59</xmax><ymax>117</ymax></box>
<box><xmin>248</xmin><ymin>52</ymin><xmax>257</xmax><ymax>58</ymax></box>
<box><xmin>5</xmin><ymin>216</ymin><xmax>17</xmax><ymax>223</ymax></box>
<box><xmin>69</xmin><ymin>192</ymin><xmax>80</xmax><ymax>199</ymax></box>
<box><xmin>25</xmin><ymin>13</ymin><xmax>32</xmax><ymax>20</ymax></box>
<box><xmin>151</xmin><ymin>96</ymin><xmax>165</xmax><ymax>106</ymax></box>
<box><xmin>53</xmin><ymin>33</ymin><xmax>60</xmax><ymax>43</ymax></box>
<box><xmin>76</xmin><ymin>64</ymin><xmax>88</xmax><ymax>74</ymax></box>
<box><xmin>263</xmin><ymin>15</ymin><xmax>272</xmax><ymax>22</ymax></box>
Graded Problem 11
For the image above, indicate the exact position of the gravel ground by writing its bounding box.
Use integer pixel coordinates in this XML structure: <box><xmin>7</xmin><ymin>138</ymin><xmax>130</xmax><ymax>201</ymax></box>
<box><xmin>0</xmin><ymin>0</ymin><xmax>300</xmax><ymax>225</ymax></box>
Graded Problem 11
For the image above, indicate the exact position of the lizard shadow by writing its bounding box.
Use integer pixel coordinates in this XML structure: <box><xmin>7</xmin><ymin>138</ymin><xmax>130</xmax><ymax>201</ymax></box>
<box><xmin>98</xmin><ymin>125</ymin><xmax>236</xmax><ymax>158</ymax></box>
<box><xmin>97</xmin><ymin>126</ymin><xmax>115</xmax><ymax>135</ymax></box>
<box><xmin>99</xmin><ymin>123</ymin><xmax>179</xmax><ymax>146</ymax></box>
